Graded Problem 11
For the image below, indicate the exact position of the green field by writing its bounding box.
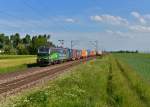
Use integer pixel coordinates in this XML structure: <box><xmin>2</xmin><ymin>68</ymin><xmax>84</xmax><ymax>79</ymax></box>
<box><xmin>2</xmin><ymin>55</ymin><xmax>150</xmax><ymax>107</ymax></box>
<box><xmin>114</xmin><ymin>53</ymin><xmax>150</xmax><ymax>82</ymax></box>
<box><xmin>0</xmin><ymin>55</ymin><xmax>36</xmax><ymax>74</ymax></box>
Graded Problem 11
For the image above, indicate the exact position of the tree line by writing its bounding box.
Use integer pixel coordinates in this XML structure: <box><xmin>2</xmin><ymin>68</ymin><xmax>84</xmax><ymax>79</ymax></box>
<box><xmin>0</xmin><ymin>33</ymin><xmax>55</xmax><ymax>55</ymax></box>
<box><xmin>110</xmin><ymin>50</ymin><xmax>139</xmax><ymax>53</ymax></box>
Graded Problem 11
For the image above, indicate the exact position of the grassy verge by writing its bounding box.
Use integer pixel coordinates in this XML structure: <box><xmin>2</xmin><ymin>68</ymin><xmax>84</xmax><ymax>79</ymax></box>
<box><xmin>2</xmin><ymin>57</ymin><xmax>110</xmax><ymax>107</ymax></box>
<box><xmin>0</xmin><ymin>55</ymin><xmax>36</xmax><ymax>59</ymax></box>
<box><xmin>0</xmin><ymin>55</ymin><xmax>36</xmax><ymax>74</ymax></box>
<box><xmin>0</xmin><ymin>64</ymin><xmax>27</xmax><ymax>74</ymax></box>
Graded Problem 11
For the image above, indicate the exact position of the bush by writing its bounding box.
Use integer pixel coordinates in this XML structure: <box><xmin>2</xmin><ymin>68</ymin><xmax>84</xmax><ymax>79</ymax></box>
<box><xmin>3</xmin><ymin>45</ymin><xmax>17</xmax><ymax>55</ymax></box>
<box><xmin>17</xmin><ymin>43</ymin><xmax>29</xmax><ymax>55</ymax></box>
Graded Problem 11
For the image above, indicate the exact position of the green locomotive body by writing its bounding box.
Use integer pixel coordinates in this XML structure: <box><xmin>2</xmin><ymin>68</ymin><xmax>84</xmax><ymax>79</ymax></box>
<box><xmin>37</xmin><ymin>47</ymin><xmax>70</xmax><ymax>65</ymax></box>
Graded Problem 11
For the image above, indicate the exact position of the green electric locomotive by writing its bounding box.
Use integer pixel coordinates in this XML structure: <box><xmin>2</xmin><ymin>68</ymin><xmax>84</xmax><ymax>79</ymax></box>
<box><xmin>37</xmin><ymin>47</ymin><xmax>72</xmax><ymax>65</ymax></box>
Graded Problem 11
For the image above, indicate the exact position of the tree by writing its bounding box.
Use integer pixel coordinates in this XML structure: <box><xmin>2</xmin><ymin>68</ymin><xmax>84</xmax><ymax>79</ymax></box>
<box><xmin>17</xmin><ymin>43</ymin><xmax>29</xmax><ymax>55</ymax></box>
<box><xmin>22</xmin><ymin>34</ymin><xmax>31</xmax><ymax>46</ymax></box>
<box><xmin>10</xmin><ymin>33</ymin><xmax>21</xmax><ymax>48</ymax></box>
<box><xmin>0</xmin><ymin>33</ymin><xmax>5</xmax><ymax>49</ymax></box>
<box><xmin>0</xmin><ymin>33</ymin><xmax>55</xmax><ymax>55</ymax></box>
<box><xmin>29</xmin><ymin>35</ymin><xmax>48</xmax><ymax>54</ymax></box>
<box><xmin>4</xmin><ymin>36</ymin><xmax>10</xmax><ymax>45</ymax></box>
<box><xmin>3</xmin><ymin>45</ymin><xmax>17</xmax><ymax>55</ymax></box>
<box><xmin>0</xmin><ymin>34</ymin><xmax>11</xmax><ymax>49</ymax></box>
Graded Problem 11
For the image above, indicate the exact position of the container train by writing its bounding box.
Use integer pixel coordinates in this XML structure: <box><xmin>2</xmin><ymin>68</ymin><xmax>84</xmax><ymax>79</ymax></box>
<box><xmin>37</xmin><ymin>47</ymin><xmax>100</xmax><ymax>65</ymax></box>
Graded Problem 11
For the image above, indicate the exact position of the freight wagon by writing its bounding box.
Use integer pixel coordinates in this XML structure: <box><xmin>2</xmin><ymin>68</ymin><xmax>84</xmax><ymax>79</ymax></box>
<box><xmin>37</xmin><ymin>47</ymin><xmax>98</xmax><ymax>66</ymax></box>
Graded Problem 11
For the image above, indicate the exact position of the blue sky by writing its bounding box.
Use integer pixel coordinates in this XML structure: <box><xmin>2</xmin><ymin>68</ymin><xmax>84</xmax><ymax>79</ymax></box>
<box><xmin>0</xmin><ymin>0</ymin><xmax>150</xmax><ymax>51</ymax></box>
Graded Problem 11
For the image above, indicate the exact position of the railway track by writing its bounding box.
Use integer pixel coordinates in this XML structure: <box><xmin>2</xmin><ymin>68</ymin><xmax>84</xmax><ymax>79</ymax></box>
<box><xmin>0</xmin><ymin>57</ymin><xmax>93</xmax><ymax>97</ymax></box>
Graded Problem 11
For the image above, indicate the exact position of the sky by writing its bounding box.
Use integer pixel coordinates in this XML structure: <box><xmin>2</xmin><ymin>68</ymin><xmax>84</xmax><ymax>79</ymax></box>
<box><xmin>0</xmin><ymin>0</ymin><xmax>150</xmax><ymax>51</ymax></box>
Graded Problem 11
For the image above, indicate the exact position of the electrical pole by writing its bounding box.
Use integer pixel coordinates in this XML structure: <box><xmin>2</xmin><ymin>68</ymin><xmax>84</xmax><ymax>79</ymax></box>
<box><xmin>58</xmin><ymin>40</ymin><xmax>64</xmax><ymax>48</ymax></box>
<box><xmin>89</xmin><ymin>40</ymin><xmax>98</xmax><ymax>51</ymax></box>
<box><xmin>95</xmin><ymin>40</ymin><xmax>98</xmax><ymax>52</ymax></box>
<box><xmin>71</xmin><ymin>40</ymin><xmax>73</xmax><ymax>49</ymax></box>
<box><xmin>71</xmin><ymin>40</ymin><xmax>79</xmax><ymax>49</ymax></box>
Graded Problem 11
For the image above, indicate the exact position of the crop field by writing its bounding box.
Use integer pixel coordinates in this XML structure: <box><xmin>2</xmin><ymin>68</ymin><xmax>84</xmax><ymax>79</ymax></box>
<box><xmin>2</xmin><ymin>55</ymin><xmax>150</xmax><ymax>107</ymax></box>
<box><xmin>0</xmin><ymin>55</ymin><xmax>36</xmax><ymax>74</ymax></box>
<box><xmin>114</xmin><ymin>53</ymin><xmax>150</xmax><ymax>82</ymax></box>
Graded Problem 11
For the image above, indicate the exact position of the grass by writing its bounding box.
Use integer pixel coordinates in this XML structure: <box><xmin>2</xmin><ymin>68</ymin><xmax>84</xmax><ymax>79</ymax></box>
<box><xmin>108</xmin><ymin>56</ymin><xmax>148</xmax><ymax>107</ymax></box>
<box><xmin>0</xmin><ymin>55</ymin><xmax>36</xmax><ymax>59</ymax></box>
<box><xmin>2</xmin><ymin>57</ymin><xmax>110</xmax><ymax>107</ymax></box>
<box><xmin>0</xmin><ymin>55</ymin><xmax>36</xmax><ymax>74</ymax></box>
<box><xmin>1</xmin><ymin>55</ymin><xmax>150</xmax><ymax>107</ymax></box>
<box><xmin>113</xmin><ymin>53</ymin><xmax>150</xmax><ymax>82</ymax></box>
<box><xmin>115</xmin><ymin>58</ymin><xmax>150</xmax><ymax>106</ymax></box>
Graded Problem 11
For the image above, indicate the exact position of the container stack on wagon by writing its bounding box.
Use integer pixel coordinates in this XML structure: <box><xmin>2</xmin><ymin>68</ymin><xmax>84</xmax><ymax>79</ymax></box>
<box><xmin>71</xmin><ymin>49</ymin><xmax>78</xmax><ymax>60</ymax></box>
<box><xmin>81</xmin><ymin>49</ymin><xmax>87</xmax><ymax>59</ymax></box>
<box><xmin>90</xmin><ymin>50</ymin><xmax>97</xmax><ymax>57</ymax></box>
<box><xmin>37</xmin><ymin>47</ymin><xmax>99</xmax><ymax>65</ymax></box>
<box><xmin>97</xmin><ymin>50</ymin><xmax>102</xmax><ymax>56</ymax></box>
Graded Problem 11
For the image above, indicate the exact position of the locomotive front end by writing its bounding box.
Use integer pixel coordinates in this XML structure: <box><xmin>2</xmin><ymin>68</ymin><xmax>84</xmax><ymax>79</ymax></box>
<box><xmin>37</xmin><ymin>47</ymin><xmax>50</xmax><ymax>65</ymax></box>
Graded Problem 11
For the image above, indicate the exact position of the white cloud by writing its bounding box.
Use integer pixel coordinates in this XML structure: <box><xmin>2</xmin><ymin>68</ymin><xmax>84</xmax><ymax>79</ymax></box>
<box><xmin>95</xmin><ymin>12</ymin><xmax>150</xmax><ymax>33</ymax></box>
<box><xmin>131</xmin><ymin>11</ymin><xmax>146</xmax><ymax>24</ymax></box>
<box><xmin>106</xmin><ymin>30</ymin><xmax>130</xmax><ymax>38</ymax></box>
<box><xmin>129</xmin><ymin>25</ymin><xmax>150</xmax><ymax>33</ymax></box>
<box><xmin>90</xmin><ymin>14</ymin><xmax>129</xmax><ymax>26</ymax></box>
<box><xmin>144</xmin><ymin>14</ymin><xmax>150</xmax><ymax>19</ymax></box>
<box><xmin>139</xmin><ymin>18</ymin><xmax>146</xmax><ymax>24</ymax></box>
<box><xmin>130</xmin><ymin>11</ymin><xmax>150</xmax><ymax>32</ymax></box>
<box><xmin>90</xmin><ymin>15</ymin><xmax>102</xmax><ymax>21</ymax></box>
<box><xmin>105</xmin><ymin>30</ymin><xmax>114</xmax><ymax>34</ymax></box>
<box><xmin>64</xmin><ymin>18</ymin><xmax>76</xmax><ymax>23</ymax></box>
<box><xmin>115</xmin><ymin>31</ymin><xmax>124</xmax><ymax>36</ymax></box>
<box><xmin>131</xmin><ymin>11</ymin><xmax>140</xmax><ymax>18</ymax></box>
<box><xmin>52</xmin><ymin>31</ymin><xmax>150</xmax><ymax>51</ymax></box>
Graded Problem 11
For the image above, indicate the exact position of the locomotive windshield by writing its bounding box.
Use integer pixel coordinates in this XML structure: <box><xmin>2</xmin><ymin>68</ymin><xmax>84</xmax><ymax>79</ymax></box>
<box><xmin>37</xmin><ymin>53</ymin><xmax>49</xmax><ymax>57</ymax></box>
<box><xmin>37</xmin><ymin>47</ymin><xmax>50</xmax><ymax>57</ymax></box>
<box><xmin>38</xmin><ymin>47</ymin><xmax>50</xmax><ymax>53</ymax></box>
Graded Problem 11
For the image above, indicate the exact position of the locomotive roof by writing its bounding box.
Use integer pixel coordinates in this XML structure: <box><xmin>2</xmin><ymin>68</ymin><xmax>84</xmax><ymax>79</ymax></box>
<box><xmin>38</xmin><ymin>47</ymin><xmax>82</xmax><ymax>51</ymax></box>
